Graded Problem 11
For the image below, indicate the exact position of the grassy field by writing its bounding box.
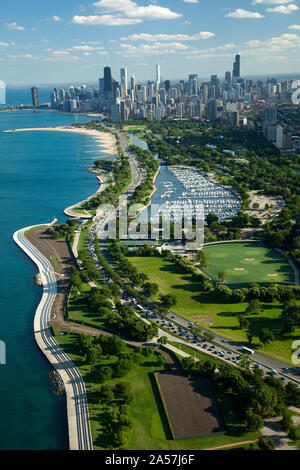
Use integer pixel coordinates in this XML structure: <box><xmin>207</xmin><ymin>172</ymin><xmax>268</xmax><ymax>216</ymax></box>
<box><xmin>202</xmin><ymin>242</ymin><xmax>294</xmax><ymax>287</ymax></box>
<box><xmin>54</xmin><ymin>331</ymin><xmax>258</xmax><ymax>450</ymax></box>
<box><xmin>128</xmin><ymin>255</ymin><xmax>299</xmax><ymax>364</ymax></box>
<box><xmin>50</xmin><ymin>256</ymin><xmax>61</xmax><ymax>272</ymax></box>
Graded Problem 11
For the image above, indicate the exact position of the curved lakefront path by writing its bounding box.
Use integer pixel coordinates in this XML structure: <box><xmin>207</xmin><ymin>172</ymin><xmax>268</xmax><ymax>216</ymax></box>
<box><xmin>13</xmin><ymin>222</ymin><xmax>93</xmax><ymax>451</ymax></box>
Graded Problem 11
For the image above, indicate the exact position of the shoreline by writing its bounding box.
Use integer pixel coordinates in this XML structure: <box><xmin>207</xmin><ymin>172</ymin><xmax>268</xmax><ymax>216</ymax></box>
<box><xmin>3</xmin><ymin>126</ymin><xmax>117</xmax><ymax>154</ymax></box>
<box><xmin>64</xmin><ymin>168</ymin><xmax>110</xmax><ymax>219</ymax></box>
<box><xmin>13</xmin><ymin>221</ymin><xmax>93</xmax><ymax>450</ymax></box>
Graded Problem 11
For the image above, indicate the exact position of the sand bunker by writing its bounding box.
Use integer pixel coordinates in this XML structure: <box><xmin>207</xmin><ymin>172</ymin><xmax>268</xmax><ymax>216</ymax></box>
<box><xmin>267</xmin><ymin>274</ymin><xmax>278</xmax><ymax>277</ymax></box>
<box><xmin>234</xmin><ymin>268</ymin><xmax>245</xmax><ymax>271</ymax></box>
<box><xmin>244</xmin><ymin>258</ymin><xmax>255</xmax><ymax>261</ymax></box>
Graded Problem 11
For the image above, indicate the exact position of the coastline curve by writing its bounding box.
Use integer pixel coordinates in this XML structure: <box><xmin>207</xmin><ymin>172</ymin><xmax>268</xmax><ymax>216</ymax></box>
<box><xmin>13</xmin><ymin>223</ymin><xmax>93</xmax><ymax>451</ymax></box>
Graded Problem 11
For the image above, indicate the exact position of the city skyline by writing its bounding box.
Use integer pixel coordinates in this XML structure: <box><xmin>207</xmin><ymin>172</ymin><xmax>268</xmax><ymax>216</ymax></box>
<box><xmin>1</xmin><ymin>0</ymin><xmax>300</xmax><ymax>85</ymax></box>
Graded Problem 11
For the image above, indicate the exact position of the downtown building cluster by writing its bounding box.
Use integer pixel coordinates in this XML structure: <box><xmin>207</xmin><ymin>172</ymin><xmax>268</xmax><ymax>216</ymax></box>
<box><xmin>48</xmin><ymin>53</ymin><xmax>299</xmax><ymax>151</ymax></box>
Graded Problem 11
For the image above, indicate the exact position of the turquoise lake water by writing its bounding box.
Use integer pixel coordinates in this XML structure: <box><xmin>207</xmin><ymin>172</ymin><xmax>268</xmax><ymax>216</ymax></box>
<box><xmin>0</xmin><ymin>109</ymin><xmax>106</xmax><ymax>449</ymax></box>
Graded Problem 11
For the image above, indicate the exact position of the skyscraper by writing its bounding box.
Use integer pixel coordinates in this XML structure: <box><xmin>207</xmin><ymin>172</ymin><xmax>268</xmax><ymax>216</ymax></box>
<box><xmin>225</xmin><ymin>71</ymin><xmax>231</xmax><ymax>83</ymax></box>
<box><xmin>156</xmin><ymin>64</ymin><xmax>161</xmax><ymax>85</ymax></box>
<box><xmin>233</xmin><ymin>55</ymin><xmax>240</xmax><ymax>79</ymax></box>
<box><xmin>130</xmin><ymin>75</ymin><xmax>136</xmax><ymax>91</ymax></box>
<box><xmin>207</xmin><ymin>99</ymin><xmax>217</xmax><ymax>122</ymax></box>
<box><xmin>31</xmin><ymin>87</ymin><xmax>39</xmax><ymax>108</ymax></box>
<box><xmin>0</xmin><ymin>80</ymin><xmax>6</xmax><ymax>105</ymax></box>
<box><xmin>104</xmin><ymin>66</ymin><xmax>113</xmax><ymax>93</ymax></box>
<box><xmin>120</xmin><ymin>67</ymin><xmax>128</xmax><ymax>97</ymax></box>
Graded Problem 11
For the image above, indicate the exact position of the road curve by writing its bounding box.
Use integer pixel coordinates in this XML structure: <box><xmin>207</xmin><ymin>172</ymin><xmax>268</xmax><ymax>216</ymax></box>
<box><xmin>13</xmin><ymin>224</ymin><xmax>93</xmax><ymax>451</ymax></box>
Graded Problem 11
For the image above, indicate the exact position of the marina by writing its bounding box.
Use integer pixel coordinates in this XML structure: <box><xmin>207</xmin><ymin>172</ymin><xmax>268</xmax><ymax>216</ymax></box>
<box><xmin>138</xmin><ymin>164</ymin><xmax>241</xmax><ymax>225</ymax></box>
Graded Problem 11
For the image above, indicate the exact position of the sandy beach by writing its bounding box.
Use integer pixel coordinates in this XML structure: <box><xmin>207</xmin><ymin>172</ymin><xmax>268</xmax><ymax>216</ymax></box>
<box><xmin>3</xmin><ymin>126</ymin><xmax>117</xmax><ymax>154</ymax></box>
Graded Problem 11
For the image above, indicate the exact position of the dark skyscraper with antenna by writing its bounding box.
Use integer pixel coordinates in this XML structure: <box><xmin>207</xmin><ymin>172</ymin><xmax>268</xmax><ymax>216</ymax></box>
<box><xmin>104</xmin><ymin>66</ymin><xmax>113</xmax><ymax>93</ymax></box>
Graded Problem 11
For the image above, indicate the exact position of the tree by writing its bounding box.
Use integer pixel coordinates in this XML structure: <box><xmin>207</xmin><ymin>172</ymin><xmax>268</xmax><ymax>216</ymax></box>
<box><xmin>86</xmin><ymin>344</ymin><xmax>102</xmax><ymax>365</ymax></box>
<box><xmin>114</xmin><ymin>382</ymin><xmax>131</xmax><ymax>399</ymax></box>
<box><xmin>143</xmin><ymin>282</ymin><xmax>159</xmax><ymax>298</ymax></box>
<box><xmin>238</xmin><ymin>315</ymin><xmax>249</xmax><ymax>329</ymax></box>
<box><xmin>218</xmin><ymin>270</ymin><xmax>227</xmax><ymax>282</ymax></box>
<box><xmin>160</xmin><ymin>294</ymin><xmax>177</xmax><ymax>309</ymax></box>
<box><xmin>250</xmin><ymin>384</ymin><xmax>278</xmax><ymax>417</ymax></box>
<box><xmin>259</xmin><ymin>329</ymin><xmax>275</xmax><ymax>346</ymax></box>
<box><xmin>244</xmin><ymin>410</ymin><xmax>264</xmax><ymax>432</ymax></box>
<box><xmin>257</xmin><ymin>436</ymin><xmax>276</xmax><ymax>450</ymax></box>
<box><xmin>99</xmin><ymin>384</ymin><xmax>114</xmax><ymax>404</ymax></box>
<box><xmin>99</xmin><ymin>366</ymin><xmax>113</xmax><ymax>383</ymax></box>
<box><xmin>157</xmin><ymin>354</ymin><xmax>168</xmax><ymax>367</ymax></box>
<box><xmin>245</xmin><ymin>299</ymin><xmax>260</xmax><ymax>315</ymax></box>
<box><xmin>246</xmin><ymin>331</ymin><xmax>253</xmax><ymax>344</ymax></box>
<box><xmin>280</xmin><ymin>410</ymin><xmax>293</xmax><ymax>432</ymax></box>
<box><xmin>196</xmin><ymin>249</ymin><xmax>210</xmax><ymax>267</ymax></box>
<box><xmin>157</xmin><ymin>336</ymin><xmax>168</xmax><ymax>345</ymax></box>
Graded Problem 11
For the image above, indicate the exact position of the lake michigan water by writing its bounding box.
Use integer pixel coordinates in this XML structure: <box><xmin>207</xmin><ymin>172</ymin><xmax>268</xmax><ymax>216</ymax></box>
<box><xmin>0</xmin><ymin>98</ymin><xmax>105</xmax><ymax>449</ymax></box>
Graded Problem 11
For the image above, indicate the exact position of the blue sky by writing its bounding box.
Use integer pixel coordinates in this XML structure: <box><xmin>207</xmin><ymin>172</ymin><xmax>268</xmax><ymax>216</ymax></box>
<box><xmin>1</xmin><ymin>0</ymin><xmax>300</xmax><ymax>85</ymax></box>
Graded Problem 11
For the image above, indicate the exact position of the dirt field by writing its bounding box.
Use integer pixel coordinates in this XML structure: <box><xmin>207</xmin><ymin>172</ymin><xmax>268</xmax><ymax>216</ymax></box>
<box><xmin>156</xmin><ymin>350</ymin><xmax>225</xmax><ymax>440</ymax></box>
<box><xmin>26</xmin><ymin>226</ymin><xmax>75</xmax><ymax>330</ymax></box>
<box><xmin>246</xmin><ymin>191</ymin><xmax>285</xmax><ymax>225</ymax></box>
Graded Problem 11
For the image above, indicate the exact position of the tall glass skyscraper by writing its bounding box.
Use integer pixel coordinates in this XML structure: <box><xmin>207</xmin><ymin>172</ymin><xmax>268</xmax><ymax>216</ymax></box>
<box><xmin>104</xmin><ymin>66</ymin><xmax>113</xmax><ymax>92</ymax></box>
<box><xmin>233</xmin><ymin>55</ymin><xmax>240</xmax><ymax>79</ymax></box>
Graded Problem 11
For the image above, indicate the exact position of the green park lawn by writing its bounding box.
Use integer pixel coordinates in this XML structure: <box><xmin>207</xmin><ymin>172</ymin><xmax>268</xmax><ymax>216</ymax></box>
<box><xmin>128</xmin><ymin>255</ymin><xmax>299</xmax><ymax>365</ymax></box>
<box><xmin>54</xmin><ymin>331</ymin><xmax>258</xmax><ymax>450</ymax></box>
<box><xmin>202</xmin><ymin>242</ymin><xmax>294</xmax><ymax>288</ymax></box>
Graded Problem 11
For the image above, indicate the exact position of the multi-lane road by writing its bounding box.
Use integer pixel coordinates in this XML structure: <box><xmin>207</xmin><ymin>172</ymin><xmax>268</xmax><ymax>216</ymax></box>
<box><xmin>14</xmin><ymin>225</ymin><xmax>93</xmax><ymax>451</ymax></box>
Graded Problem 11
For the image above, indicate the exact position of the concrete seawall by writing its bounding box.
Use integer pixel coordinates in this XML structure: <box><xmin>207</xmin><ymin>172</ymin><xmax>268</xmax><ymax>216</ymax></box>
<box><xmin>13</xmin><ymin>223</ymin><xmax>93</xmax><ymax>450</ymax></box>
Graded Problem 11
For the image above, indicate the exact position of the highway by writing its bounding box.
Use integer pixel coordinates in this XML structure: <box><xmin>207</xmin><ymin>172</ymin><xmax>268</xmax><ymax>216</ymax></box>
<box><xmin>13</xmin><ymin>226</ymin><xmax>93</xmax><ymax>451</ymax></box>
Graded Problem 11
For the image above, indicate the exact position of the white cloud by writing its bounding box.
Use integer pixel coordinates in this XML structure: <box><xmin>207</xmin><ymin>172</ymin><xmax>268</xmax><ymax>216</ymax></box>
<box><xmin>72</xmin><ymin>15</ymin><xmax>142</xmax><ymax>26</ymax></box>
<box><xmin>289</xmin><ymin>24</ymin><xmax>300</xmax><ymax>29</ymax></box>
<box><xmin>7</xmin><ymin>54</ymin><xmax>35</xmax><ymax>59</ymax></box>
<box><xmin>72</xmin><ymin>44</ymin><xmax>104</xmax><ymax>51</ymax></box>
<box><xmin>45</xmin><ymin>55</ymin><xmax>80</xmax><ymax>62</ymax></box>
<box><xmin>6</xmin><ymin>22</ymin><xmax>25</xmax><ymax>30</ymax></box>
<box><xmin>245</xmin><ymin>33</ymin><xmax>300</xmax><ymax>50</ymax></box>
<box><xmin>53</xmin><ymin>50</ymin><xmax>70</xmax><ymax>56</ymax></box>
<box><xmin>93</xmin><ymin>0</ymin><xmax>182</xmax><ymax>20</ymax></box>
<box><xmin>121</xmin><ymin>32</ymin><xmax>215</xmax><ymax>42</ymax></box>
<box><xmin>267</xmin><ymin>4</ymin><xmax>299</xmax><ymax>13</ymax></box>
<box><xmin>0</xmin><ymin>42</ymin><xmax>9</xmax><ymax>47</ymax></box>
<box><xmin>119</xmin><ymin>41</ymin><xmax>190</xmax><ymax>57</ymax></box>
<box><xmin>226</xmin><ymin>9</ymin><xmax>265</xmax><ymax>18</ymax></box>
<box><xmin>252</xmin><ymin>0</ymin><xmax>294</xmax><ymax>4</ymax></box>
<box><xmin>183</xmin><ymin>0</ymin><xmax>199</xmax><ymax>3</ymax></box>
<box><xmin>53</xmin><ymin>16</ymin><xmax>61</xmax><ymax>22</ymax></box>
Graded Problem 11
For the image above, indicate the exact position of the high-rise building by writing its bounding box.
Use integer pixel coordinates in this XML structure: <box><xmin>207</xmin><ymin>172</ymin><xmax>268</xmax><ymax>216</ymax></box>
<box><xmin>120</xmin><ymin>100</ymin><xmax>127</xmax><ymax>121</ymax></box>
<box><xmin>276</xmin><ymin>125</ymin><xmax>283</xmax><ymax>149</ymax></box>
<box><xmin>156</xmin><ymin>64</ymin><xmax>161</xmax><ymax>85</ymax></box>
<box><xmin>130</xmin><ymin>75</ymin><xmax>136</xmax><ymax>91</ymax></box>
<box><xmin>207</xmin><ymin>99</ymin><xmax>217</xmax><ymax>122</ymax></box>
<box><xmin>211</xmin><ymin>75</ymin><xmax>218</xmax><ymax>87</ymax></box>
<box><xmin>31</xmin><ymin>87</ymin><xmax>39</xmax><ymax>108</ymax></box>
<box><xmin>104</xmin><ymin>66</ymin><xmax>113</xmax><ymax>92</ymax></box>
<box><xmin>120</xmin><ymin>67</ymin><xmax>128</xmax><ymax>97</ymax></box>
<box><xmin>233</xmin><ymin>55</ymin><xmax>240</xmax><ymax>79</ymax></box>
<box><xmin>164</xmin><ymin>80</ymin><xmax>171</xmax><ymax>92</ymax></box>
<box><xmin>231</xmin><ymin>110</ymin><xmax>240</xmax><ymax>127</ymax></box>
<box><xmin>264</xmin><ymin>107</ymin><xmax>277</xmax><ymax>124</ymax></box>
<box><xmin>0</xmin><ymin>80</ymin><xmax>6</xmax><ymax>105</ymax></box>
<box><xmin>225</xmin><ymin>71</ymin><xmax>231</xmax><ymax>83</ymax></box>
